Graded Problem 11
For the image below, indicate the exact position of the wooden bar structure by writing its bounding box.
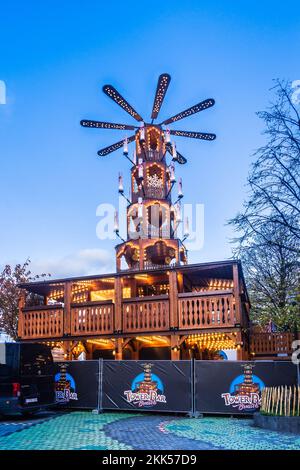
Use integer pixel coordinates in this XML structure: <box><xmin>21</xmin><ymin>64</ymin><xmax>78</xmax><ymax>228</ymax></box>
<box><xmin>17</xmin><ymin>74</ymin><xmax>297</xmax><ymax>361</ymax></box>
<box><xmin>17</xmin><ymin>260</ymin><xmax>256</xmax><ymax>360</ymax></box>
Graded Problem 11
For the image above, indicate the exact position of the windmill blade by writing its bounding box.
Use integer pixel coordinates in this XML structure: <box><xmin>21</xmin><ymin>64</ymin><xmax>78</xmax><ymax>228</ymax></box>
<box><xmin>151</xmin><ymin>73</ymin><xmax>171</xmax><ymax>120</ymax></box>
<box><xmin>169</xmin><ymin>130</ymin><xmax>216</xmax><ymax>141</ymax></box>
<box><xmin>102</xmin><ymin>85</ymin><xmax>143</xmax><ymax>122</ymax></box>
<box><xmin>81</xmin><ymin>120</ymin><xmax>137</xmax><ymax>130</ymax></box>
<box><xmin>166</xmin><ymin>144</ymin><xmax>187</xmax><ymax>165</ymax></box>
<box><xmin>161</xmin><ymin>98</ymin><xmax>215</xmax><ymax>125</ymax></box>
<box><xmin>97</xmin><ymin>135</ymin><xmax>136</xmax><ymax>157</ymax></box>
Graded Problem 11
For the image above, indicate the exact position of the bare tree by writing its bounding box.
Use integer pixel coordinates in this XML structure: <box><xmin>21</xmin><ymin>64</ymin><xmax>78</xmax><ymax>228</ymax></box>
<box><xmin>0</xmin><ymin>260</ymin><xmax>49</xmax><ymax>340</ymax></box>
<box><xmin>230</xmin><ymin>80</ymin><xmax>300</xmax><ymax>253</ymax></box>
<box><xmin>229</xmin><ymin>80</ymin><xmax>300</xmax><ymax>330</ymax></box>
<box><xmin>238</xmin><ymin>222</ymin><xmax>299</xmax><ymax>331</ymax></box>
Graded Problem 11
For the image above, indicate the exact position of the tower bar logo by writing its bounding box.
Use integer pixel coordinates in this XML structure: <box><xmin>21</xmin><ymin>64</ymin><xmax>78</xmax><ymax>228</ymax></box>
<box><xmin>124</xmin><ymin>363</ymin><xmax>167</xmax><ymax>408</ymax></box>
<box><xmin>55</xmin><ymin>363</ymin><xmax>78</xmax><ymax>403</ymax></box>
<box><xmin>221</xmin><ymin>364</ymin><xmax>265</xmax><ymax>411</ymax></box>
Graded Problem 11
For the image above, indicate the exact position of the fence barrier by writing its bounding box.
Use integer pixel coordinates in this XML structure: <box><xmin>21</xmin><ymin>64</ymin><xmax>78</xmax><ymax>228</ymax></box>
<box><xmin>52</xmin><ymin>360</ymin><xmax>298</xmax><ymax>415</ymax></box>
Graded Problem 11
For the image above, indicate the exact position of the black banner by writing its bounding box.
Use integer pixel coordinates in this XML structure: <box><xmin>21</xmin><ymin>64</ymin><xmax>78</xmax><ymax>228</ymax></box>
<box><xmin>102</xmin><ymin>360</ymin><xmax>192</xmax><ymax>413</ymax></box>
<box><xmin>194</xmin><ymin>360</ymin><xmax>298</xmax><ymax>415</ymax></box>
<box><xmin>53</xmin><ymin>360</ymin><xmax>101</xmax><ymax>409</ymax></box>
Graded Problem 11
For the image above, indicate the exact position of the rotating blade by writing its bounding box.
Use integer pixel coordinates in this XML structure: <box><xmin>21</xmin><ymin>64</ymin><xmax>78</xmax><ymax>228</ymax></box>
<box><xmin>169</xmin><ymin>130</ymin><xmax>216</xmax><ymax>141</ymax></box>
<box><xmin>80</xmin><ymin>120</ymin><xmax>137</xmax><ymax>130</ymax></box>
<box><xmin>166</xmin><ymin>144</ymin><xmax>187</xmax><ymax>165</ymax></box>
<box><xmin>161</xmin><ymin>98</ymin><xmax>215</xmax><ymax>125</ymax></box>
<box><xmin>151</xmin><ymin>73</ymin><xmax>171</xmax><ymax>120</ymax></box>
<box><xmin>102</xmin><ymin>85</ymin><xmax>143</xmax><ymax>122</ymax></box>
<box><xmin>97</xmin><ymin>135</ymin><xmax>136</xmax><ymax>157</ymax></box>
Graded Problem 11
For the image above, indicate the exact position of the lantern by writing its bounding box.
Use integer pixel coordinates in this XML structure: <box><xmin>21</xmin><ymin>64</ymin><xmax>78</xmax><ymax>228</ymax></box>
<box><xmin>114</xmin><ymin>210</ymin><xmax>119</xmax><ymax>233</ymax></box>
<box><xmin>170</xmin><ymin>163</ymin><xmax>176</xmax><ymax>183</ymax></box>
<box><xmin>118</xmin><ymin>173</ymin><xmax>124</xmax><ymax>193</ymax></box>
<box><xmin>139</xmin><ymin>122</ymin><xmax>145</xmax><ymax>142</ymax></box>
<box><xmin>178</xmin><ymin>177</ymin><xmax>183</xmax><ymax>198</ymax></box>
<box><xmin>123</xmin><ymin>137</ymin><xmax>128</xmax><ymax>155</ymax></box>
<box><xmin>183</xmin><ymin>216</ymin><xmax>190</xmax><ymax>238</ymax></box>
<box><xmin>138</xmin><ymin>197</ymin><xmax>143</xmax><ymax>218</ymax></box>
<box><xmin>175</xmin><ymin>201</ymin><xmax>182</xmax><ymax>223</ymax></box>
<box><xmin>171</xmin><ymin>141</ymin><xmax>177</xmax><ymax>160</ymax></box>
<box><xmin>164</xmin><ymin>128</ymin><xmax>171</xmax><ymax>144</ymax></box>
<box><xmin>138</xmin><ymin>158</ymin><xmax>144</xmax><ymax>180</ymax></box>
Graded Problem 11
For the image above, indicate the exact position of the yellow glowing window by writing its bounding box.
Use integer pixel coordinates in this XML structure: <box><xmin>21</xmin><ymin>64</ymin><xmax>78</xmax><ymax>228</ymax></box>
<box><xmin>90</xmin><ymin>289</ymin><xmax>114</xmax><ymax>301</ymax></box>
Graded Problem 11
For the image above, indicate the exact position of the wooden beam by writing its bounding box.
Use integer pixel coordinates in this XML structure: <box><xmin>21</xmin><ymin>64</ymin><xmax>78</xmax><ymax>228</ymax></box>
<box><xmin>233</xmin><ymin>263</ymin><xmax>242</xmax><ymax>325</ymax></box>
<box><xmin>63</xmin><ymin>281</ymin><xmax>72</xmax><ymax>335</ymax></box>
<box><xmin>170</xmin><ymin>335</ymin><xmax>180</xmax><ymax>360</ymax></box>
<box><xmin>169</xmin><ymin>270</ymin><xmax>178</xmax><ymax>329</ymax></box>
<box><xmin>114</xmin><ymin>277</ymin><xmax>122</xmax><ymax>332</ymax></box>
<box><xmin>17</xmin><ymin>290</ymin><xmax>26</xmax><ymax>338</ymax></box>
<box><xmin>115</xmin><ymin>337</ymin><xmax>123</xmax><ymax>360</ymax></box>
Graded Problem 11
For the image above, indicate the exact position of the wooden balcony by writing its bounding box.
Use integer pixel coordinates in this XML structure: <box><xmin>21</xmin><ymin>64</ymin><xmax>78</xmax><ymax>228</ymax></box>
<box><xmin>123</xmin><ymin>296</ymin><xmax>170</xmax><ymax>333</ymax></box>
<box><xmin>178</xmin><ymin>292</ymin><xmax>236</xmax><ymax>329</ymax></box>
<box><xmin>71</xmin><ymin>302</ymin><xmax>114</xmax><ymax>336</ymax></box>
<box><xmin>19</xmin><ymin>305</ymin><xmax>64</xmax><ymax>339</ymax></box>
<box><xmin>18</xmin><ymin>291</ymin><xmax>240</xmax><ymax>341</ymax></box>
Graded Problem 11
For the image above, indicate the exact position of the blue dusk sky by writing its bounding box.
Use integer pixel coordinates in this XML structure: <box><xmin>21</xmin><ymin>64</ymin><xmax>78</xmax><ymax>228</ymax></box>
<box><xmin>0</xmin><ymin>1</ymin><xmax>299</xmax><ymax>277</ymax></box>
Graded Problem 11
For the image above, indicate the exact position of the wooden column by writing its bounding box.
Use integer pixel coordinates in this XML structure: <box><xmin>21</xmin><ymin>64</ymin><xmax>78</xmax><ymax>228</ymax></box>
<box><xmin>17</xmin><ymin>290</ymin><xmax>26</xmax><ymax>338</ymax></box>
<box><xmin>233</xmin><ymin>263</ymin><xmax>242</xmax><ymax>325</ymax></box>
<box><xmin>170</xmin><ymin>335</ymin><xmax>180</xmax><ymax>360</ymax></box>
<box><xmin>63</xmin><ymin>281</ymin><xmax>72</xmax><ymax>336</ymax></box>
<box><xmin>114</xmin><ymin>277</ymin><xmax>122</xmax><ymax>333</ymax></box>
<box><xmin>169</xmin><ymin>270</ymin><xmax>178</xmax><ymax>329</ymax></box>
<box><xmin>235</xmin><ymin>330</ymin><xmax>248</xmax><ymax>360</ymax></box>
<box><xmin>177</xmin><ymin>272</ymin><xmax>184</xmax><ymax>293</ymax></box>
<box><xmin>84</xmin><ymin>341</ymin><xmax>94</xmax><ymax>360</ymax></box>
<box><xmin>115</xmin><ymin>338</ymin><xmax>123</xmax><ymax>360</ymax></box>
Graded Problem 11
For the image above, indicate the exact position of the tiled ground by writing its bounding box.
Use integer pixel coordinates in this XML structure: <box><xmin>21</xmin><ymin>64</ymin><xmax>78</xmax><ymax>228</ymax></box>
<box><xmin>0</xmin><ymin>412</ymin><xmax>299</xmax><ymax>450</ymax></box>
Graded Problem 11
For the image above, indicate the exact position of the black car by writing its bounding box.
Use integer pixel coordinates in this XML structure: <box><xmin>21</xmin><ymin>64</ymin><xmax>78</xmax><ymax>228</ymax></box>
<box><xmin>0</xmin><ymin>342</ymin><xmax>55</xmax><ymax>416</ymax></box>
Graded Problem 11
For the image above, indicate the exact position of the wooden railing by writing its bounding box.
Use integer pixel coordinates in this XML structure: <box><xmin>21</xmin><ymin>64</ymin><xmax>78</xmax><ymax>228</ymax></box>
<box><xmin>250</xmin><ymin>332</ymin><xmax>295</xmax><ymax>356</ymax></box>
<box><xmin>123</xmin><ymin>296</ymin><xmax>170</xmax><ymax>333</ymax></box>
<box><xmin>71</xmin><ymin>302</ymin><xmax>114</xmax><ymax>336</ymax></box>
<box><xmin>178</xmin><ymin>292</ymin><xmax>236</xmax><ymax>329</ymax></box>
<box><xmin>19</xmin><ymin>292</ymin><xmax>241</xmax><ymax>340</ymax></box>
<box><xmin>19</xmin><ymin>306</ymin><xmax>63</xmax><ymax>339</ymax></box>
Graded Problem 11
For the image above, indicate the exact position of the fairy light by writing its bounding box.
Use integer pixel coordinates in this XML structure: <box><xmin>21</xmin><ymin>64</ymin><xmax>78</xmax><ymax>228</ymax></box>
<box><xmin>186</xmin><ymin>332</ymin><xmax>237</xmax><ymax>351</ymax></box>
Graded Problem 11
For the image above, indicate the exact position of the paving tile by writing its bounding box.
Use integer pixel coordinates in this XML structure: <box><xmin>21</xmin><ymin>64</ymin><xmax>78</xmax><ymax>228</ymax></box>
<box><xmin>0</xmin><ymin>411</ymin><xmax>299</xmax><ymax>450</ymax></box>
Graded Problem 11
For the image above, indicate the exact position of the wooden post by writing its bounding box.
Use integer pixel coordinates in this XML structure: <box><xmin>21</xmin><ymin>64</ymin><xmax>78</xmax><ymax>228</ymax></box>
<box><xmin>84</xmin><ymin>341</ymin><xmax>94</xmax><ymax>360</ymax></box>
<box><xmin>114</xmin><ymin>277</ymin><xmax>122</xmax><ymax>333</ymax></box>
<box><xmin>170</xmin><ymin>335</ymin><xmax>180</xmax><ymax>360</ymax></box>
<box><xmin>63</xmin><ymin>281</ymin><xmax>72</xmax><ymax>336</ymax></box>
<box><xmin>177</xmin><ymin>272</ymin><xmax>184</xmax><ymax>293</ymax></box>
<box><xmin>115</xmin><ymin>338</ymin><xmax>123</xmax><ymax>360</ymax></box>
<box><xmin>233</xmin><ymin>263</ymin><xmax>242</xmax><ymax>325</ymax></box>
<box><xmin>17</xmin><ymin>290</ymin><xmax>26</xmax><ymax>338</ymax></box>
<box><xmin>169</xmin><ymin>270</ymin><xmax>178</xmax><ymax>329</ymax></box>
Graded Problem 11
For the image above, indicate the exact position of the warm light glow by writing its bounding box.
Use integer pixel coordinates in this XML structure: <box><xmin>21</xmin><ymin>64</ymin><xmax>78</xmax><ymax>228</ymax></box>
<box><xmin>90</xmin><ymin>290</ymin><xmax>114</xmax><ymax>301</ymax></box>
